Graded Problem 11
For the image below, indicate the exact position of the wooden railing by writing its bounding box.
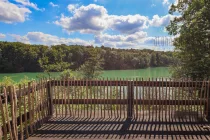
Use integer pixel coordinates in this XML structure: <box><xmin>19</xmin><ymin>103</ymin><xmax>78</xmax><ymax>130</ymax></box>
<box><xmin>0</xmin><ymin>78</ymin><xmax>210</xmax><ymax>139</ymax></box>
<box><xmin>51</xmin><ymin>79</ymin><xmax>210</xmax><ymax>119</ymax></box>
<box><xmin>0</xmin><ymin>79</ymin><xmax>50</xmax><ymax>140</ymax></box>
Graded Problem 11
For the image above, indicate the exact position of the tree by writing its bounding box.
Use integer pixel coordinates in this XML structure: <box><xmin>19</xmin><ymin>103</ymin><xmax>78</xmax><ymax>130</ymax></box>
<box><xmin>0</xmin><ymin>41</ymin><xmax>175</xmax><ymax>72</ymax></box>
<box><xmin>78</xmin><ymin>48</ymin><xmax>104</xmax><ymax>79</ymax></box>
<box><xmin>150</xmin><ymin>53</ymin><xmax>157</xmax><ymax>67</ymax></box>
<box><xmin>166</xmin><ymin>0</ymin><xmax>210</xmax><ymax>80</ymax></box>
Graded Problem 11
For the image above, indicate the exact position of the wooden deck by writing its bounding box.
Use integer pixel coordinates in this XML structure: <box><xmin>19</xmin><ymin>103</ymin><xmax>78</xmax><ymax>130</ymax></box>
<box><xmin>28</xmin><ymin>111</ymin><xmax>210</xmax><ymax>140</ymax></box>
<box><xmin>1</xmin><ymin>79</ymin><xmax>210</xmax><ymax>140</ymax></box>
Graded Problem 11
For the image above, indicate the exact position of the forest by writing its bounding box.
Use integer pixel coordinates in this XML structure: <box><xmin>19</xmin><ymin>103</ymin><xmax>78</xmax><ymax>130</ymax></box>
<box><xmin>0</xmin><ymin>41</ymin><xmax>175</xmax><ymax>73</ymax></box>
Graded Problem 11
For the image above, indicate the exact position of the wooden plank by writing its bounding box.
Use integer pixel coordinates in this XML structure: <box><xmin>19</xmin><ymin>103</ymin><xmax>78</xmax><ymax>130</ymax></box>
<box><xmin>47</xmin><ymin>80</ymin><xmax>53</xmax><ymax>116</ymax></box>
<box><xmin>116</xmin><ymin>78</ymin><xmax>119</xmax><ymax>118</ymax></box>
<box><xmin>53</xmin><ymin>99</ymin><xmax>206</xmax><ymax>105</ymax></box>
<box><xmin>100</xmin><ymin>80</ymin><xmax>102</xmax><ymax>118</ymax></box>
<box><xmin>207</xmin><ymin>80</ymin><xmax>210</xmax><ymax>120</ymax></box>
<box><xmin>123</xmin><ymin>78</ymin><xmax>125</xmax><ymax>118</ymax></box>
<box><xmin>161</xmin><ymin>78</ymin><xmax>164</xmax><ymax>122</ymax></box>
<box><xmin>64</xmin><ymin>78</ymin><xmax>67</xmax><ymax>117</ymax></box>
<box><xmin>120</xmin><ymin>78</ymin><xmax>122</xmax><ymax>118</ymax></box>
<box><xmin>9</xmin><ymin>86</ymin><xmax>17</xmax><ymax>140</ymax></box>
<box><xmin>4</xmin><ymin>87</ymin><xmax>13</xmax><ymax>140</ymax></box>
<box><xmin>165</xmin><ymin>79</ymin><xmax>168</xmax><ymax>121</ymax></box>
<box><xmin>114</xmin><ymin>78</ymin><xmax>116</xmax><ymax>118</ymax></box>
<box><xmin>110</xmin><ymin>78</ymin><xmax>113</xmax><ymax>118</ymax></box>
<box><xmin>142</xmin><ymin>78</ymin><xmax>145</xmax><ymax>120</ymax></box>
<box><xmin>43</xmin><ymin>79</ymin><xmax>47</xmax><ymax>119</ymax></box>
<box><xmin>75</xmin><ymin>78</ymin><xmax>79</xmax><ymax>117</ymax></box>
<box><xmin>86</xmin><ymin>79</ymin><xmax>89</xmax><ymax>118</ymax></box>
<box><xmin>13</xmin><ymin>86</ymin><xmax>18</xmax><ymax>139</ymax></box>
<box><xmin>40</xmin><ymin>79</ymin><xmax>44</xmax><ymax>125</ymax></box>
<box><xmin>0</xmin><ymin>123</ymin><xmax>1</xmax><ymax>139</ymax></box>
<box><xmin>50</xmin><ymin>80</ymin><xmax>208</xmax><ymax>87</ymax></box>
<box><xmin>177</xmin><ymin>80</ymin><xmax>181</xmax><ymax>122</ymax></box>
<box><xmin>37</xmin><ymin>80</ymin><xmax>41</xmax><ymax>126</ymax></box>
<box><xmin>67</xmin><ymin>78</ymin><xmax>71</xmax><ymax>116</ymax></box>
<box><xmin>107</xmin><ymin>78</ymin><xmax>110</xmax><ymax>118</ymax></box>
<box><xmin>80</xmin><ymin>79</ymin><xmax>83</xmax><ymax>117</ymax></box>
<box><xmin>152</xmin><ymin>78</ymin><xmax>154</xmax><ymax>121</ymax></box>
<box><xmin>60</xmin><ymin>79</ymin><xmax>64</xmax><ymax>117</ymax></box>
<box><xmin>28</xmin><ymin>82</ymin><xmax>33</xmax><ymax>134</ymax></box>
<box><xmin>135</xmin><ymin>78</ymin><xmax>138</xmax><ymax>119</ymax></box>
<box><xmin>103</xmin><ymin>78</ymin><xmax>105</xmax><ymax>118</ymax></box>
<box><xmin>127</xmin><ymin>81</ymin><xmax>134</xmax><ymax>118</ymax></box>
<box><xmin>148</xmin><ymin>78</ymin><xmax>151</xmax><ymax>119</ymax></box>
<box><xmin>168</xmin><ymin>79</ymin><xmax>171</xmax><ymax>122</ymax></box>
<box><xmin>56</xmin><ymin>79</ymin><xmax>59</xmax><ymax>117</ymax></box>
<box><xmin>93</xmin><ymin>78</ymin><xmax>96</xmax><ymax>118</ymax></box>
<box><xmin>96</xmin><ymin>79</ymin><xmax>99</xmax><ymax>118</ymax></box>
<box><xmin>45</xmin><ymin>79</ymin><xmax>48</xmax><ymax>119</ymax></box>
<box><xmin>155</xmin><ymin>78</ymin><xmax>158</xmax><ymax>121</ymax></box>
<box><xmin>90</xmin><ymin>78</ymin><xmax>92</xmax><ymax>118</ymax></box>
<box><xmin>82</xmin><ymin>80</ymin><xmax>85</xmax><ymax>117</ymax></box>
<box><xmin>0</xmin><ymin>88</ymin><xmax>7</xmax><ymax>140</ymax></box>
<box><xmin>32</xmin><ymin>82</ymin><xmax>36</xmax><ymax>131</ymax></box>
<box><xmin>23</xmin><ymin>84</ymin><xmax>29</xmax><ymax>138</ymax></box>
<box><xmin>34</xmin><ymin>81</ymin><xmax>38</xmax><ymax>131</ymax></box>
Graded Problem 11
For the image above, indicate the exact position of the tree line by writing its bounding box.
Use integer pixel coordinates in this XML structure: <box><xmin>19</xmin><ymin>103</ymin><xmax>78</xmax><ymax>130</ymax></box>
<box><xmin>0</xmin><ymin>41</ymin><xmax>175</xmax><ymax>73</ymax></box>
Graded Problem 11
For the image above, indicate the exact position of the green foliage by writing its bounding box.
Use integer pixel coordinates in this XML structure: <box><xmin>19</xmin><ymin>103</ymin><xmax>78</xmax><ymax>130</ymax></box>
<box><xmin>167</xmin><ymin>0</ymin><xmax>210</xmax><ymax>80</ymax></box>
<box><xmin>0</xmin><ymin>42</ymin><xmax>175</xmax><ymax>73</ymax></box>
<box><xmin>60</xmin><ymin>69</ymin><xmax>75</xmax><ymax>79</ymax></box>
<box><xmin>78</xmin><ymin>48</ymin><xmax>104</xmax><ymax>79</ymax></box>
<box><xmin>19</xmin><ymin>76</ymin><xmax>35</xmax><ymax>85</ymax></box>
<box><xmin>0</xmin><ymin>76</ymin><xmax>15</xmax><ymax>86</ymax></box>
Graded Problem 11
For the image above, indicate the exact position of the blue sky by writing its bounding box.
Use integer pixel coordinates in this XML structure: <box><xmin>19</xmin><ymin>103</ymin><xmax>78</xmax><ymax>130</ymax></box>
<box><xmin>0</xmin><ymin>0</ymin><xmax>178</xmax><ymax>51</ymax></box>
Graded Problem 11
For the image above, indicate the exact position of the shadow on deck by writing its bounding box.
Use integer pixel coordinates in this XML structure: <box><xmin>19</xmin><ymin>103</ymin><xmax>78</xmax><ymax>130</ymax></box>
<box><xmin>29</xmin><ymin>117</ymin><xmax>210</xmax><ymax>140</ymax></box>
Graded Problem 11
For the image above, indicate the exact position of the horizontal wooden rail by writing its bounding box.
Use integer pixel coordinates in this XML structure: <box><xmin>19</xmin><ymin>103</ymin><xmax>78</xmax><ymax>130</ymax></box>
<box><xmin>53</xmin><ymin>99</ymin><xmax>207</xmax><ymax>106</ymax></box>
<box><xmin>51</xmin><ymin>80</ymin><xmax>209</xmax><ymax>87</ymax></box>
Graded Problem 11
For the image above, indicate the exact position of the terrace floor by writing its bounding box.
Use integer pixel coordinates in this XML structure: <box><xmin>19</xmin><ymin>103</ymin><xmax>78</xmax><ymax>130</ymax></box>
<box><xmin>28</xmin><ymin>111</ymin><xmax>210</xmax><ymax>140</ymax></box>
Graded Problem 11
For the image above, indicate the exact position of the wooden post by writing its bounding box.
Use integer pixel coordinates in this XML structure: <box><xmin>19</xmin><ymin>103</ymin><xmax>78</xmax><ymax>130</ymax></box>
<box><xmin>127</xmin><ymin>80</ymin><xmax>134</xmax><ymax>119</ymax></box>
<box><xmin>206</xmin><ymin>81</ymin><xmax>210</xmax><ymax>121</ymax></box>
<box><xmin>47</xmin><ymin>80</ymin><xmax>53</xmax><ymax>116</ymax></box>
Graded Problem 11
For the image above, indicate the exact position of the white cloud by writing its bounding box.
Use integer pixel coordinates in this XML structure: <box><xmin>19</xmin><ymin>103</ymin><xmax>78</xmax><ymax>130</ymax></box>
<box><xmin>9</xmin><ymin>31</ymin><xmax>173</xmax><ymax>51</ymax></box>
<box><xmin>10</xmin><ymin>32</ymin><xmax>93</xmax><ymax>46</ymax></box>
<box><xmin>173</xmin><ymin>0</ymin><xmax>179</xmax><ymax>5</ymax></box>
<box><xmin>94</xmin><ymin>32</ymin><xmax>174</xmax><ymax>50</ymax></box>
<box><xmin>162</xmin><ymin>0</ymin><xmax>170</xmax><ymax>5</ymax></box>
<box><xmin>49</xmin><ymin>2</ymin><xmax>59</xmax><ymax>7</ymax></box>
<box><xmin>149</xmin><ymin>14</ymin><xmax>175</xmax><ymax>27</ymax></box>
<box><xmin>108</xmin><ymin>15</ymin><xmax>149</xmax><ymax>34</ymax></box>
<box><xmin>55</xmin><ymin>4</ymin><xmax>108</xmax><ymax>34</ymax></box>
<box><xmin>67</xmin><ymin>4</ymin><xmax>79</xmax><ymax>12</ymax></box>
<box><xmin>14</xmin><ymin>0</ymin><xmax>44</xmax><ymax>11</ymax></box>
<box><xmin>0</xmin><ymin>0</ymin><xmax>31</xmax><ymax>23</ymax></box>
<box><xmin>55</xmin><ymin>4</ymin><xmax>149</xmax><ymax>35</ymax></box>
<box><xmin>168</xmin><ymin>0</ymin><xmax>179</xmax><ymax>9</ymax></box>
<box><xmin>10</xmin><ymin>34</ymin><xmax>30</xmax><ymax>44</ymax></box>
<box><xmin>94</xmin><ymin>31</ymin><xmax>159</xmax><ymax>49</ymax></box>
<box><xmin>0</xmin><ymin>33</ymin><xmax>6</xmax><ymax>38</ymax></box>
<box><xmin>95</xmin><ymin>31</ymin><xmax>147</xmax><ymax>44</ymax></box>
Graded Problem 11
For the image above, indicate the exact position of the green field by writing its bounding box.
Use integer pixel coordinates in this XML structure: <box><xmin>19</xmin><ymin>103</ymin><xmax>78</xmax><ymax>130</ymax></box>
<box><xmin>0</xmin><ymin>67</ymin><xmax>171</xmax><ymax>83</ymax></box>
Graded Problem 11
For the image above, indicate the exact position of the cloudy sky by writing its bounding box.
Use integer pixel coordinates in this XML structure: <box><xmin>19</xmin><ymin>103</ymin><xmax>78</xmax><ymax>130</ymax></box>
<box><xmin>0</xmin><ymin>0</ymin><xmax>178</xmax><ymax>51</ymax></box>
